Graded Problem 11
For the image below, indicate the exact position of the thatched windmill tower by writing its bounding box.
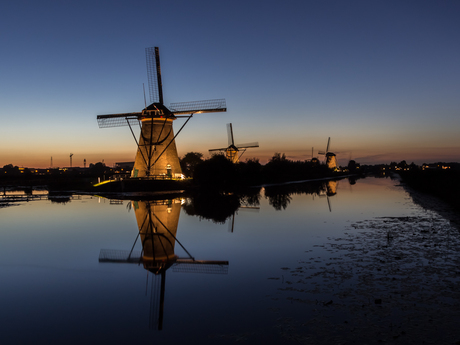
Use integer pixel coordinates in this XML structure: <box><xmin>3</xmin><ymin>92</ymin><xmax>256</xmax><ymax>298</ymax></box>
<box><xmin>97</xmin><ymin>47</ymin><xmax>227</xmax><ymax>179</ymax></box>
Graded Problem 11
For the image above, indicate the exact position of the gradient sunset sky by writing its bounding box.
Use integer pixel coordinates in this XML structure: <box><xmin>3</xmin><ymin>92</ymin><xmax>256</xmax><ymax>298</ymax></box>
<box><xmin>2</xmin><ymin>0</ymin><xmax>459</xmax><ymax>168</ymax></box>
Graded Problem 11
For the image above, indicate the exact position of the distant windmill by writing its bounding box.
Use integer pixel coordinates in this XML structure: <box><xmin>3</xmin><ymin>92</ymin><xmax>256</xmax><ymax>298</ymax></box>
<box><xmin>310</xmin><ymin>146</ymin><xmax>320</xmax><ymax>164</ymax></box>
<box><xmin>97</xmin><ymin>47</ymin><xmax>227</xmax><ymax>179</ymax></box>
<box><xmin>209</xmin><ymin>123</ymin><xmax>259</xmax><ymax>163</ymax></box>
<box><xmin>318</xmin><ymin>137</ymin><xmax>337</xmax><ymax>170</ymax></box>
<box><xmin>69</xmin><ymin>153</ymin><xmax>73</xmax><ymax>168</ymax></box>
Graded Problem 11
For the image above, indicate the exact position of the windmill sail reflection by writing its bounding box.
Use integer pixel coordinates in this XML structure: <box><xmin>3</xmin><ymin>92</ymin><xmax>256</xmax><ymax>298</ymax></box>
<box><xmin>99</xmin><ymin>198</ymin><xmax>228</xmax><ymax>330</ymax></box>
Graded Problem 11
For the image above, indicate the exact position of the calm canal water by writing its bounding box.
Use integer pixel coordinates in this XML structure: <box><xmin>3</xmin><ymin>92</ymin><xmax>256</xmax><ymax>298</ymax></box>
<box><xmin>1</xmin><ymin>176</ymin><xmax>460</xmax><ymax>344</ymax></box>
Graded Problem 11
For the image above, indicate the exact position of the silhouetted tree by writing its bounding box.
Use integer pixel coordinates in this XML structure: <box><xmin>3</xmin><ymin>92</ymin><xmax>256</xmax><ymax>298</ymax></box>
<box><xmin>348</xmin><ymin>160</ymin><xmax>359</xmax><ymax>172</ymax></box>
<box><xmin>262</xmin><ymin>153</ymin><xmax>291</xmax><ymax>182</ymax></box>
<box><xmin>387</xmin><ymin>161</ymin><xmax>397</xmax><ymax>171</ymax></box>
<box><xmin>180</xmin><ymin>152</ymin><xmax>204</xmax><ymax>178</ymax></box>
<box><xmin>193</xmin><ymin>154</ymin><xmax>237</xmax><ymax>192</ymax></box>
<box><xmin>398</xmin><ymin>160</ymin><xmax>408</xmax><ymax>169</ymax></box>
<box><xmin>271</xmin><ymin>152</ymin><xmax>287</xmax><ymax>162</ymax></box>
<box><xmin>409</xmin><ymin>162</ymin><xmax>418</xmax><ymax>170</ymax></box>
<box><xmin>236</xmin><ymin>158</ymin><xmax>262</xmax><ymax>186</ymax></box>
<box><xmin>1</xmin><ymin>164</ymin><xmax>20</xmax><ymax>176</ymax></box>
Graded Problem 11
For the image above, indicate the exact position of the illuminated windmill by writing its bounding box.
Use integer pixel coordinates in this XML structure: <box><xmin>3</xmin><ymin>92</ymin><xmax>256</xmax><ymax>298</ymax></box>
<box><xmin>99</xmin><ymin>199</ymin><xmax>228</xmax><ymax>330</ymax></box>
<box><xmin>97</xmin><ymin>47</ymin><xmax>227</xmax><ymax>179</ymax></box>
<box><xmin>209</xmin><ymin>123</ymin><xmax>259</xmax><ymax>163</ymax></box>
<box><xmin>318</xmin><ymin>137</ymin><xmax>337</xmax><ymax>170</ymax></box>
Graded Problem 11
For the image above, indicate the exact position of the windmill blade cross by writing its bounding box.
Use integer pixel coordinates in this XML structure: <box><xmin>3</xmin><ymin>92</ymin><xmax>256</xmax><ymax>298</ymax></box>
<box><xmin>96</xmin><ymin>46</ymin><xmax>228</xmax><ymax>179</ymax></box>
<box><xmin>326</xmin><ymin>137</ymin><xmax>331</xmax><ymax>152</ymax></box>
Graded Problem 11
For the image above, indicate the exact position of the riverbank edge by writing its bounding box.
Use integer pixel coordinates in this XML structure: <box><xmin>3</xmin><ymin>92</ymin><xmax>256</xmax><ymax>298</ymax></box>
<box><xmin>397</xmin><ymin>171</ymin><xmax>460</xmax><ymax>230</ymax></box>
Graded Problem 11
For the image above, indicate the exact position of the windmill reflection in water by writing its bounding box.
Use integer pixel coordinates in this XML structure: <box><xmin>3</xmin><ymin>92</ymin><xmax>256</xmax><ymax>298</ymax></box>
<box><xmin>317</xmin><ymin>180</ymin><xmax>338</xmax><ymax>212</ymax></box>
<box><xmin>99</xmin><ymin>199</ymin><xmax>228</xmax><ymax>330</ymax></box>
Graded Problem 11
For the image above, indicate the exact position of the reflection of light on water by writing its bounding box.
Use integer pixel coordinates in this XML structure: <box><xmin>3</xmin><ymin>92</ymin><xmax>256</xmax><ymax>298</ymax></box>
<box><xmin>2</xmin><ymin>177</ymin><xmax>455</xmax><ymax>343</ymax></box>
<box><xmin>3</xmin><ymin>190</ymin><xmax>48</xmax><ymax>196</ymax></box>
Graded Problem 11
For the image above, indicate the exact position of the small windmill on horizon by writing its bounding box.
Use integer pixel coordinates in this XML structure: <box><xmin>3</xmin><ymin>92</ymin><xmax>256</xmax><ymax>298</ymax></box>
<box><xmin>318</xmin><ymin>137</ymin><xmax>337</xmax><ymax>170</ymax></box>
<box><xmin>209</xmin><ymin>123</ymin><xmax>259</xmax><ymax>163</ymax></box>
<box><xmin>97</xmin><ymin>47</ymin><xmax>227</xmax><ymax>179</ymax></box>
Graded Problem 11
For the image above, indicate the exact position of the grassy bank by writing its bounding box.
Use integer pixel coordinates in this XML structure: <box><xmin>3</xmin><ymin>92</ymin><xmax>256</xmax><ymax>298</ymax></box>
<box><xmin>398</xmin><ymin>169</ymin><xmax>460</xmax><ymax>211</ymax></box>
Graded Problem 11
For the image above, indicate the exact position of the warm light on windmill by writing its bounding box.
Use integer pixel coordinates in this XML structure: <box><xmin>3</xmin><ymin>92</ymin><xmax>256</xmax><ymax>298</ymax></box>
<box><xmin>318</xmin><ymin>137</ymin><xmax>337</xmax><ymax>170</ymax></box>
<box><xmin>96</xmin><ymin>47</ymin><xmax>227</xmax><ymax>180</ymax></box>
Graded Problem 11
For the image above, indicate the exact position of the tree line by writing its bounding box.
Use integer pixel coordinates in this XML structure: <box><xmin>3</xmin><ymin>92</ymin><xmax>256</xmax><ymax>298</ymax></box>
<box><xmin>180</xmin><ymin>152</ymin><xmax>339</xmax><ymax>191</ymax></box>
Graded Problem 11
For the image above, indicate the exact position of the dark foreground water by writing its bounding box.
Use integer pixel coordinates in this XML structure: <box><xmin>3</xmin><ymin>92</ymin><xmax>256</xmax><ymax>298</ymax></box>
<box><xmin>1</xmin><ymin>177</ymin><xmax>460</xmax><ymax>344</ymax></box>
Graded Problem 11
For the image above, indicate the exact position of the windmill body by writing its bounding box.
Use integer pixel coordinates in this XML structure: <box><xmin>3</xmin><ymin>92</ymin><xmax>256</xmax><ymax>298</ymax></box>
<box><xmin>225</xmin><ymin>144</ymin><xmax>239</xmax><ymax>163</ymax></box>
<box><xmin>318</xmin><ymin>137</ymin><xmax>337</xmax><ymax>170</ymax></box>
<box><xmin>209</xmin><ymin>123</ymin><xmax>258</xmax><ymax>163</ymax></box>
<box><xmin>131</xmin><ymin>105</ymin><xmax>181</xmax><ymax>179</ymax></box>
<box><xmin>97</xmin><ymin>47</ymin><xmax>226</xmax><ymax>180</ymax></box>
<box><xmin>325</xmin><ymin>152</ymin><xmax>338</xmax><ymax>170</ymax></box>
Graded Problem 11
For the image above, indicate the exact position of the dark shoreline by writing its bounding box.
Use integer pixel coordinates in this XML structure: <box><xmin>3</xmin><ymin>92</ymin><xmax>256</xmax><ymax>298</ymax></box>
<box><xmin>398</xmin><ymin>177</ymin><xmax>460</xmax><ymax>231</ymax></box>
<box><xmin>0</xmin><ymin>171</ymin><xmax>354</xmax><ymax>195</ymax></box>
<box><xmin>398</xmin><ymin>169</ymin><xmax>460</xmax><ymax>212</ymax></box>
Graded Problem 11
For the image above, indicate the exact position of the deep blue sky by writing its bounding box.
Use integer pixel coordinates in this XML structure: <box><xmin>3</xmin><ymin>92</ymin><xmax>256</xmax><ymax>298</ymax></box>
<box><xmin>1</xmin><ymin>0</ymin><xmax>459</xmax><ymax>167</ymax></box>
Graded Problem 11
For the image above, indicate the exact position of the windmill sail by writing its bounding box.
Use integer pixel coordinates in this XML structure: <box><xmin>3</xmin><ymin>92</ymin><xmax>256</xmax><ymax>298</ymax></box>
<box><xmin>146</xmin><ymin>47</ymin><xmax>163</xmax><ymax>104</ymax></box>
<box><xmin>96</xmin><ymin>46</ymin><xmax>226</xmax><ymax>179</ymax></box>
<box><xmin>96</xmin><ymin>99</ymin><xmax>226</xmax><ymax>129</ymax></box>
<box><xmin>236</xmin><ymin>142</ymin><xmax>259</xmax><ymax>149</ymax></box>
<box><xmin>227</xmin><ymin>123</ymin><xmax>234</xmax><ymax>146</ymax></box>
<box><xmin>170</xmin><ymin>99</ymin><xmax>226</xmax><ymax>115</ymax></box>
<box><xmin>96</xmin><ymin>112</ymin><xmax>142</xmax><ymax>128</ymax></box>
<box><xmin>209</xmin><ymin>147</ymin><xmax>229</xmax><ymax>152</ymax></box>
